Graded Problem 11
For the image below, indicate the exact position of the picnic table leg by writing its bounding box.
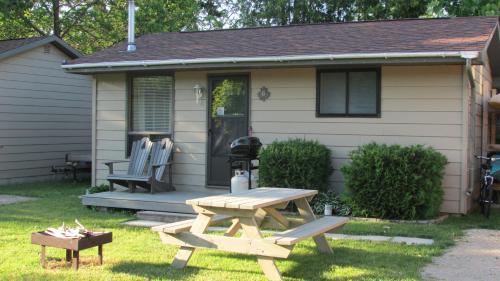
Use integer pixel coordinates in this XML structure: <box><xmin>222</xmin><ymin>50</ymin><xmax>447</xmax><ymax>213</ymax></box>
<box><xmin>226</xmin><ymin>209</ymin><xmax>266</xmax><ymax>238</ymax></box>
<box><xmin>224</xmin><ymin>218</ymin><xmax>241</xmax><ymax>237</ymax></box>
<box><xmin>171</xmin><ymin>213</ymin><xmax>213</xmax><ymax>268</ymax></box>
<box><xmin>239</xmin><ymin>216</ymin><xmax>283</xmax><ymax>281</ymax></box>
<box><xmin>98</xmin><ymin>245</ymin><xmax>103</xmax><ymax>265</ymax></box>
<box><xmin>295</xmin><ymin>198</ymin><xmax>333</xmax><ymax>254</ymax></box>
<box><xmin>72</xmin><ymin>250</ymin><xmax>80</xmax><ymax>270</ymax></box>
<box><xmin>40</xmin><ymin>246</ymin><xmax>47</xmax><ymax>268</ymax></box>
<box><xmin>263</xmin><ymin>207</ymin><xmax>289</xmax><ymax>228</ymax></box>
<box><xmin>254</xmin><ymin>208</ymin><xmax>268</xmax><ymax>226</ymax></box>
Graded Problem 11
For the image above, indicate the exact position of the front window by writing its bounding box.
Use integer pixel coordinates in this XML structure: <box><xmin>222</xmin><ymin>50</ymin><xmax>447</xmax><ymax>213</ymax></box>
<box><xmin>128</xmin><ymin>75</ymin><xmax>173</xmax><ymax>155</ymax></box>
<box><xmin>317</xmin><ymin>69</ymin><xmax>380</xmax><ymax>117</ymax></box>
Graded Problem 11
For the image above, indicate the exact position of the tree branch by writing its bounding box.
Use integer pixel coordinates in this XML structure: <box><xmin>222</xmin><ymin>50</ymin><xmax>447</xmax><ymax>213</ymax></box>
<box><xmin>19</xmin><ymin>14</ymin><xmax>47</xmax><ymax>36</ymax></box>
<box><xmin>60</xmin><ymin>1</ymin><xmax>100</xmax><ymax>37</ymax></box>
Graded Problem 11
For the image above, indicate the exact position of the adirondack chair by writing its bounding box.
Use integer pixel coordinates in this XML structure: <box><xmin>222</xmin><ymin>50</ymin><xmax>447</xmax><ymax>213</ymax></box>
<box><xmin>105</xmin><ymin>137</ymin><xmax>153</xmax><ymax>192</ymax></box>
<box><xmin>106</xmin><ymin>138</ymin><xmax>175</xmax><ymax>193</ymax></box>
<box><xmin>146</xmin><ymin>138</ymin><xmax>175</xmax><ymax>193</ymax></box>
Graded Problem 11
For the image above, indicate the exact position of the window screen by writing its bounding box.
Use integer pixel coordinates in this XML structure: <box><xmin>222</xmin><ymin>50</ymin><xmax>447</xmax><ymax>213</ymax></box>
<box><xmin>320</xmin><ymin>72</ymin><xmax>346</xmax><ymax>114</ymax></box>
<box><xmin>317</xmin><ymin>69</ymin><xmax>379</xmax><ymax>117</ymax></box>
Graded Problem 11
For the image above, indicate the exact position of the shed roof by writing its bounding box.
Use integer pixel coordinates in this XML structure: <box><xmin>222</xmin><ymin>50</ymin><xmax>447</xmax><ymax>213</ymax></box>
<box><xmin>0</xmin><ymin>36</ymin><xmax>82</xmax><ymax>61</ymax></box>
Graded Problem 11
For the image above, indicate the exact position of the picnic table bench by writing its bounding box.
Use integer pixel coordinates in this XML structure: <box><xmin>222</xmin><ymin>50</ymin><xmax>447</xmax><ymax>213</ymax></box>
<box><xmin>152</xmin><ymin>187</ymin><xmax>348</xmax><ymax>281</ymax></box>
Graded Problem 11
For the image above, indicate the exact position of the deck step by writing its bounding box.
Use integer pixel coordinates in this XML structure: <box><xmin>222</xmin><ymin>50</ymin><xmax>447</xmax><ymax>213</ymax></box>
<box><xmin>266</xmin><ymin>216</ymin><xmax>348</xmax><ymax>246</ymax></box>
<box><xmin>137</xmin><ymin>211</ymin><xmax>196</xmax><ymax>223</ymax></box>
<box><xmin>151</xmin><ymin>215</ymin><xmax>232</xmax><ymax>234</ymax></box>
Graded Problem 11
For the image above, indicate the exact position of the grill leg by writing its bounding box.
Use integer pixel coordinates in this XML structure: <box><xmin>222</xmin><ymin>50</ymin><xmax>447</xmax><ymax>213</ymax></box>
<box><xmin>248</xmin><ymin>159</ymin><xmax>252</xmax><ymax>189</ymax></box>
<box><xmin>98</xmin><ymin>245</ymin><xmax>103</xmax><ymax>265</ymax></box>
<box><xmin>72</xmin><ymin>250</ymin><xmax>79</xmax><ymax>270</ymax></box>
<box><xmin>66</xmin><ymin>249</ymin><xmax>72</xmax><ymax>266</ymax></box>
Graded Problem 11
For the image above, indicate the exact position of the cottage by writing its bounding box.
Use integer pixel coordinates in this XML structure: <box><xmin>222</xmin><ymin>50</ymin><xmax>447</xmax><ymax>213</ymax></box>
<box><xmin>0</xmin><ymin>36</ymin><xmax>92</xmax><ymax>184</ymax></box>
<box><xmin>65</xmin><ymin>16</ymin><xmax>500</xmax><ymax>214</ymax></box>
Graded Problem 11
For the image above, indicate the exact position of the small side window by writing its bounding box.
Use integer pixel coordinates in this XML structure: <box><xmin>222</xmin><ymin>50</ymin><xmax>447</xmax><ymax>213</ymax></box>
<box><xmin>317</xmin><ymin>69</ymin><xmax>380</xmax><ymax>117</ymax></box>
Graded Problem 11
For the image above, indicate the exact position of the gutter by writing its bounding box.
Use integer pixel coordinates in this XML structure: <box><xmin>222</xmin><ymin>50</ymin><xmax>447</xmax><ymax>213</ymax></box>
<box><xmin>62</xmin><ymin>51</ymin><xmax>480</xmax><ymax>70</ymax></box>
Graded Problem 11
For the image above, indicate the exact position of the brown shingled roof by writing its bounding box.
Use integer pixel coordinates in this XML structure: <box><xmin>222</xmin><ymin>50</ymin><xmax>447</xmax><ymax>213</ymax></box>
<box><xmin>0</xmin><ymin>37</ymin><xmax>47</xmax><ymax>55</ymax></box>
<box><xmin>69</xmin><ymin>16</ymin><xmax>499</xmax><ymax>65</ymax></box>
<box><xmin>0</xmin><ymin>36</ymin><xmax>81</xmax><ymax>60</ymax></box>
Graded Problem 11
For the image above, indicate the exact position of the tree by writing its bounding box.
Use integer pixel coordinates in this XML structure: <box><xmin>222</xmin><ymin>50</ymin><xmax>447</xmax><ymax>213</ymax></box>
<box><xmin>429</xmin><ymin>0</ymin><xmax>500</xmax><ymax>17</ymax></box>
<box><xmin>0</xmin><ymin>0</ymin><xmax>217</xmax><ymax>54</ymax></box>
<box><xmin>231</xmin><ymin>0</ymin><xmax>433</xmax><ymax>27</ymax></box>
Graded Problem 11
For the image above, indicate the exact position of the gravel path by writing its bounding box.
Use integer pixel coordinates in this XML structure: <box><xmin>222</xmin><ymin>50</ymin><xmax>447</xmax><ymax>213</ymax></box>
<box><xmin>423</xmin><ymin>229</ymin><xmax>500</xmax><ymax>281</ymax></box>
<box><xmin>0</xmin><ymin>195</ymin><xmax>37</xmax><ymax>205</ymax></box>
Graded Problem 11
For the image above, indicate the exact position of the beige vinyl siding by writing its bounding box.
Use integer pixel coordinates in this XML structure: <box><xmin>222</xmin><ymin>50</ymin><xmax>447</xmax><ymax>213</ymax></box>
<box><xmin>172</xmin><ymin>71</ymin><xmax>208</xmax><ymax>190</ymax></box>
<box><xmin>91</xmin><ymin>65</ymin><xmax>466</xmax><ymax>213</ymax></box>
<box><xmin>249</xmin><ymin>66</ymin><xmax>464</xmax><ymax>214</ymax></box>
<box><xmin>93</xmin><ymin>71</ymin><xmax>210</xmax><ymax>190</ymax></box>
<box><xmin>93</xmin><ymin>73</ymin><xmax>127</xmax><ymax>186</ymax></box>
<box><xmin>0</xmin><ymin>45</ymin><xmax>91</xmax><ymax>184</ymax></box>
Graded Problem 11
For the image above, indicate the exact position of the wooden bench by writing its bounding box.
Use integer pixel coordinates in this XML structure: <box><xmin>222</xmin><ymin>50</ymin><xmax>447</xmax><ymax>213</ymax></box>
<box><xmin>152</xmin><ymin>215</ymin><xmax>231</xmax><ymax>234</ymax></box>
<box><xmin>266</xmin><ymin>216</ymin><xmax>348</xmax><ymax>246</ymax></box>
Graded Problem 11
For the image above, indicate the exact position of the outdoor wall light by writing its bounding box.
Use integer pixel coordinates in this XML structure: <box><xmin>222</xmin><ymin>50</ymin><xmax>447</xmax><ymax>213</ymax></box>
<box><xmin>193</xmin><ymin>84</ymin><xmax>206</xmax><ymax>104</ymax></box>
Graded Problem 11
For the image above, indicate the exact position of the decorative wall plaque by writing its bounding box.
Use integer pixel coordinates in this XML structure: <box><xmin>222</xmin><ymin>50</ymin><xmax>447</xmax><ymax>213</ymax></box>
<box><xmin>257</xmin><ymin>86</ymin><xmax>270</xmax><ymax>101</ymax></box>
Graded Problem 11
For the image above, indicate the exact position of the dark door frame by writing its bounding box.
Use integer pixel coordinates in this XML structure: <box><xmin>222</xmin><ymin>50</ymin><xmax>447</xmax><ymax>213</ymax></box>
<box><xmin>206</xmin><ymin>73</ymin><xmax>250</xmax><ymax>188</ymax></box>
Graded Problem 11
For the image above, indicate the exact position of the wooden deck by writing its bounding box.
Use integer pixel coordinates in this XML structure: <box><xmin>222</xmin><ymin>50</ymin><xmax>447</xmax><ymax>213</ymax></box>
<box><xmin>81</xmin><ymin>188</ymin><xmax>226</xmax><ymax>214</ymax></box>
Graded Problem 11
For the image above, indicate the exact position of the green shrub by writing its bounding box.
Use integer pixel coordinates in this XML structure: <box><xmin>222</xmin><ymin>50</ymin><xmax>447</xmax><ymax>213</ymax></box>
<box><xmin>258</xmin><ymin>138</ymin><xmax>332</xmax><ymax>192</ymax></box>
<box><xmin>88</xmin><ymin>184</ymin><xmax>109</xmax><ymax>194</ymax></box>
<box><xmin>341</xmin><ymin>143</ymin><xmax>447</xmax><ymax>220</ymax></box>
<box><xmin>310</xmin><ymin>190</ymin><xmax>351</xmax><ymax>216</ymax></box>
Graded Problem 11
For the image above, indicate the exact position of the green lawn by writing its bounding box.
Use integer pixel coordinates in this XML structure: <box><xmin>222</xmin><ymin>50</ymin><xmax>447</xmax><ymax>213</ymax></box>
<box><xmin>0</xmin><ymin>181</ymin><xmax>499</xmax><ymax>281</ymax></box>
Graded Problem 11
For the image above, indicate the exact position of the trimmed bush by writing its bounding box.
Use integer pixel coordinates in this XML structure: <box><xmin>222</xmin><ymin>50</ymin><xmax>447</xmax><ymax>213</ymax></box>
<box><xmin>258</xmin><ymin>138</ymin><xmax>332</xmax><ymax>192</ymax></box>
<box><xmin>341</xmin><ymin>143</ymin><xmax>447</xmax><ymax>220</ymax></box>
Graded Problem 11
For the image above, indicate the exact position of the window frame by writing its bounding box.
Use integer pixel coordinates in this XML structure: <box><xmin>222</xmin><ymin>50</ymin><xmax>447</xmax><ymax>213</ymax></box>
<box><xmin>126</xmin><ymin>71</ymin><xmax>175</xmax><ymax>156</ymax></box>
<box><xmin>316</xmin><ymin>68</ymin><xmax>381</xmax><ymax>118</ymax></box>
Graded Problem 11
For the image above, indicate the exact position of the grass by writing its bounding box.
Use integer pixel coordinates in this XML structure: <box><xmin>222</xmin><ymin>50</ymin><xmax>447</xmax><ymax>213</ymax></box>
<box><xmin>0</xmin><ymin>181</ymin><xmax>499</xmax><ymax>281</ymax></box>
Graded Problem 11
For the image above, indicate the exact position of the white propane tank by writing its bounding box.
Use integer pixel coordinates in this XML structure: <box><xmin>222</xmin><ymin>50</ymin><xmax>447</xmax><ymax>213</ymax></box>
<box><xmin>231</xmin><ymin>170</ymin><xmax>249</xmax><ymax>193</ymax></box>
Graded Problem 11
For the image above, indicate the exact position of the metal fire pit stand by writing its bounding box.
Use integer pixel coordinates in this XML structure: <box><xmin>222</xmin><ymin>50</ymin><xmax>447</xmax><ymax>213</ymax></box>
<box><xmin>228</xmin><ymin>154</ymin><xmax>259</xmax><ymax>193</ymax></box>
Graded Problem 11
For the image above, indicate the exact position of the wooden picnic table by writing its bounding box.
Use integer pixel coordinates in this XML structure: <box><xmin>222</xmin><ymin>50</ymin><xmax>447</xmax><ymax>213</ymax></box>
<box><xmin>153</xmin><ymin>188</ymin><xmax>348</xmax><ymax>281</ymax></box>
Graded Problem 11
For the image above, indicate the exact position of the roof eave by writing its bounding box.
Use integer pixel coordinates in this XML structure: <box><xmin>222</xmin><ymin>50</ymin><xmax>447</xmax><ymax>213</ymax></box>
<box><xmin>0</xmin><ymin>36</ymin><xmax>82</xmax><ymax>61</ymax></box>
<box><xmin>62</xmin><ymin>51</ymin><xmax>481</xmax><ymax>74</ymax></box>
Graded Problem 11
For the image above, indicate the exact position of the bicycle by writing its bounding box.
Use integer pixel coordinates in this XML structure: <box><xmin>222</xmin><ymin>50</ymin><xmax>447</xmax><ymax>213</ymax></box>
<box><xmin>476</xmin><ymin>155</ymin><xmax>498</xmax><ymax>218</ymax></box>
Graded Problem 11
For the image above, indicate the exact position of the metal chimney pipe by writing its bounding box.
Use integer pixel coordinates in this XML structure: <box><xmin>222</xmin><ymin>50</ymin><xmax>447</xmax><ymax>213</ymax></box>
<box><xmin>127</xmin><ymin>0</ymin><xmax>136</xmax><ymax>52</ymax></box>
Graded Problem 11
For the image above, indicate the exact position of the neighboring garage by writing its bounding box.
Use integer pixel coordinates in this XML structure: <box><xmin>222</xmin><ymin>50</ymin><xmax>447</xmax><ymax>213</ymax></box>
<box><xmin>0</xmin><ymin>36</ymin><xmax>91</xmax><ymax>184</ymax></box>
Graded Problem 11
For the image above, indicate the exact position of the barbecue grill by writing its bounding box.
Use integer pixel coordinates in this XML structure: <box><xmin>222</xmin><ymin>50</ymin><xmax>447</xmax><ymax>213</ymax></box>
<box><xmin>228</xmin><ymin>136</ymin><xmax>262</xmax><ymax>192</ymax></box>
<box><xmin>230</xmin><ymin>136</ymin><xmax>262</xmax><ymax>158</ymax></box>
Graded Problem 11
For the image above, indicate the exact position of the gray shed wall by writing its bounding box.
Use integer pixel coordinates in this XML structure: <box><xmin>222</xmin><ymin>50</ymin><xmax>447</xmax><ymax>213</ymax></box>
<box><xmin>0</xmin><ymin>44</ymin><xmax>92</xmax><ymax>184</ymax></box>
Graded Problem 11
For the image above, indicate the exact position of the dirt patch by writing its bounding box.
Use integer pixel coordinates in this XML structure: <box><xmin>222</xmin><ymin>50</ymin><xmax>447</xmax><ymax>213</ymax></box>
<box><xmin>0</xmin><ymin>195</ymin><xmax>37</xmax><ymax>205</ymax></box>
<box><xmin>423</xmin><ymin>229</ymin><xmax>500</xmax><ymax>281</ymax></box>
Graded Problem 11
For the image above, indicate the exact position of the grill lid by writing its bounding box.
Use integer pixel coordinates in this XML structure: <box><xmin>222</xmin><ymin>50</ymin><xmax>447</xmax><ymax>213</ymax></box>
<box><xmin>230</xmin><ymin>136</ymin><xmax>262</xmax><ymax>158</ymax></box>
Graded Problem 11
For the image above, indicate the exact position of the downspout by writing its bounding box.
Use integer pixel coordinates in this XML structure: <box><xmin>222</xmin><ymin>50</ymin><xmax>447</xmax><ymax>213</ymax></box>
<box><xmin>465</xmin><ymin>57</ymin><xmax>477</xmax><ymax>196</ymax></box>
